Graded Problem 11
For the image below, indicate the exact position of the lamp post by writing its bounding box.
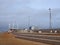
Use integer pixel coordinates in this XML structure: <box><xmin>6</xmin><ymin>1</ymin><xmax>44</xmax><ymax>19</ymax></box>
<box><xmin>9</xmin><ymin>24</ymin><xmax>11</xmax><ymax>30</ymax></box>
<box><xmin>28</xmin><ymin>16</ymin><xmax>30</xmax><ymax>29</ymax></box>
<box><xmin>49</xmin><ymin>8</ymin><xmax>52</xmax><ymax>30</ymax></box>
<box><xmin>12</xmin><ymin>23</ymin><xmax>14</xmax><ymax>29</ymax></box>
<box><xmin>17</xmin><ymin>24</ymin><xmax>18</xmax><ymax>29</ymax></box>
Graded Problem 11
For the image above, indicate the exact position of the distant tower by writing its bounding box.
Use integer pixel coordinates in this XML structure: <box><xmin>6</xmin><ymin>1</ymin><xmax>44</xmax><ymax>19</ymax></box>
<box><xmin>49</xmin><ymin>8</ymin><xmax>52</xmax><ymax>29</ymax></box>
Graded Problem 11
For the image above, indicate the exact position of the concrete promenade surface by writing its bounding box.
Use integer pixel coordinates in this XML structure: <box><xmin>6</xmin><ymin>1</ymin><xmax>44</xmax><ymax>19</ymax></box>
<box><xmin>0</xmin><ymin>32</ymin><xmax>50</xmax><ymax>45</ymax></box>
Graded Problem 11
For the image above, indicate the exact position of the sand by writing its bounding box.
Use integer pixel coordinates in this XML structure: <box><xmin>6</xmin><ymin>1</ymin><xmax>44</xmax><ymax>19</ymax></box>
<box><xmin>0</xmin><ymin>32</ymin><xmax>51</xmax><ymax>45</ymax></box>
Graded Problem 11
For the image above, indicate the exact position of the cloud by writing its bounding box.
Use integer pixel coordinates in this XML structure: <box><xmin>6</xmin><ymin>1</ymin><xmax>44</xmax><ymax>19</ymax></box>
<box><xmin>0</xmin><ymin>0</ymin><xmax>60</xmax><ymax>29</ymax></box>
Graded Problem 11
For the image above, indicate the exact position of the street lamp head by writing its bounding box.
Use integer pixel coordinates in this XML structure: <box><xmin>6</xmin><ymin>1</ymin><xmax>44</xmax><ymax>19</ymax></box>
<box><xmin>49</xmin><ymin>8</ymin><xmax>51</xmax><ymax>11</ymax></box>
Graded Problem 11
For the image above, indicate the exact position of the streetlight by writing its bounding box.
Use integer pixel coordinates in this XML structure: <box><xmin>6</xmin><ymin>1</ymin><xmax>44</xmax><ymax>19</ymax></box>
<box><xmin>49</xmin><ymin>8</ymin><xmax>52</xmax><ymax>30</ymax></box>
<box><xmin>12</xmin><ymin>23</ymin><xmax>14</xmax><ymax>29</ymax></box>
<box><xmin>28</xmin><ymin>16</ymin><xmax>30</xmax><ymax>29</ymax></box>
<box><xmin>9</xmin><ymin>24</ymin><xmax>11</xmax><ymax>30</ymax></box>
<box><xmin>17</xmin><ymin>24</ymin><xmax>18</xmax><ymax>29</ymax></box>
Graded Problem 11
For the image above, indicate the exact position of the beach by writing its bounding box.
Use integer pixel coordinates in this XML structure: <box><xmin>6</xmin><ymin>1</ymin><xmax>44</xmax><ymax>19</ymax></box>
<box><xmin>0</xmin><ymin>32</ymin><xmax>50</xmax><ymax>45</ymax></box>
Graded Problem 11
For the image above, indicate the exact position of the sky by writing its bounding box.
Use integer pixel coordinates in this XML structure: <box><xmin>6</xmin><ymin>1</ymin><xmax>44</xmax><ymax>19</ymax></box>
<box><xmin>0</xmin><ymin>0</ymin><xmax>60</xmax><ymax>31</ymax></box>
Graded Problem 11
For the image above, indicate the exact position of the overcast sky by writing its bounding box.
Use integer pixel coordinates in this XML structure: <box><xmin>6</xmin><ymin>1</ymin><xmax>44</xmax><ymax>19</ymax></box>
<box><xmin>0</xmin><ymin>0</ymin><xmax>60</xmax><ymax>31</ymax></box>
